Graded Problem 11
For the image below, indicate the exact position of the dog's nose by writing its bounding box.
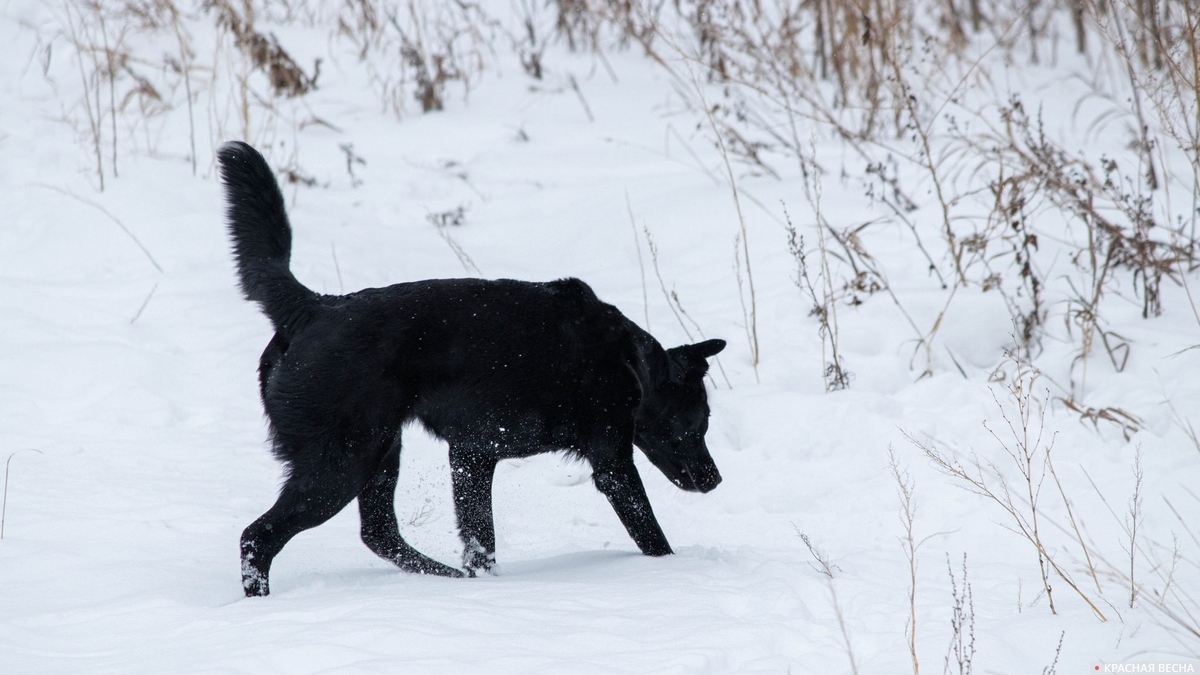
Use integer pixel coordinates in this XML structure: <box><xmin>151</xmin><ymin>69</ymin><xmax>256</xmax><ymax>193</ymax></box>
<box><xmin>697</xmin><ymin>470</ymin><xmax>722</xmax><ymax>493</ymax></box>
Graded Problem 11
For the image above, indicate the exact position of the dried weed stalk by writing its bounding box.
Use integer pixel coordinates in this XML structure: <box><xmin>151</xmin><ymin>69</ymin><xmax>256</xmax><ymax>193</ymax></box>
<box><xmin>426</xmin><ymin>205</ymin><xmax>479</xmax><ymax>275</ymax></box>
<box><xmin>794</xmin><ymin>528</ymin><xmax>857</xmax><ymax>675</ymax></box>
<box><xmin>908</xmin><ymin>351</ymin><xmax>1107</xmax><ymax>621</ymax></box>
<box><xmin>784</xmin><ymin>202</ymin><xmax>850</xmax><ymax>392</ymax></box>
<box><xmin>889</xmin><ymin>447</ymin><xmax>923</xmax><ymax>675</ymax></box>
<box><xmin>209</xmin><ymin>0</ymin><xmax>320</xmax><ymax>98</ymax></box>
<box><xmin>945</xmin><ymin>553</ymin><xmax>976</xmax><ymax>675</ymax></box>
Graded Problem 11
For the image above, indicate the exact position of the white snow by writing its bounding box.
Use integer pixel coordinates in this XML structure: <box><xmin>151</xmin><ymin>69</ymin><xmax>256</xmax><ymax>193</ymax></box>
<box><xmin>2</xmin><ymin>1</ymin><xmax>1198</xmax><ymax>673</ymax></box>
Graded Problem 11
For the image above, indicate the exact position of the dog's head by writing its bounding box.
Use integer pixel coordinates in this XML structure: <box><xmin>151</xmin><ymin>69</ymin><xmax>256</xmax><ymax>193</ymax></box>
<box><xmin>633</xmin><ymin>338</ymin><xmax>726</xmax><ymax>493</ymax></box>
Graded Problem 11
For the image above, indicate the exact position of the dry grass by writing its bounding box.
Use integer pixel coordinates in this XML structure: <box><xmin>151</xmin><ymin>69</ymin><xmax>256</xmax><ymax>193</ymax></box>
<box><xmin>42</xmin><ymin>0</ymin><xmax>502</xmax><ymax>180</ymax></box>
<box><xmin>42</xmin><ymin>2</ymin><xmax>1200</xmax><ymax>395</ymax></box>
<box><xmin>559</xmin><ymin>0</ymin><xmax>1200</xmax><ymax>394</ymax></box>
<box><xmin>906</xmin><ymin>350</ymin><xmax>1108</xmax><ymax>622</ymax></box>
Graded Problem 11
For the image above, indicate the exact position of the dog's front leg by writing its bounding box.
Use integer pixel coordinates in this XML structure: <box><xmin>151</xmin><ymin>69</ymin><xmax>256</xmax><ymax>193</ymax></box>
<box><xmin>449</xmin><ymin>444</ymin><xmax>498</xmax><ymax>576</ymax></box>
<box><xmin>592</xmin><ymin>459</ymin><xmax>673</xmax><ymax>557</ymax></box>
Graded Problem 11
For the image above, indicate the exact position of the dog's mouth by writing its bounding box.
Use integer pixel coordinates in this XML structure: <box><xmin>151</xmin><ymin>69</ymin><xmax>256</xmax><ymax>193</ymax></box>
<box><xmin>640</xmin><ymin>443</ymin><xmax>723</xmax><ymax>493</ymax></box>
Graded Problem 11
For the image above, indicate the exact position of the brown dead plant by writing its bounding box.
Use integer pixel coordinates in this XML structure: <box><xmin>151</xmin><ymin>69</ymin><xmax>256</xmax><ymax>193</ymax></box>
<box><xmin>907</xmin><ymin>350</ymin><xmax>1108</xmax><ymax>621</ymax></box>
<box><xmin>208</xmin><ymin>0</ymin><xmax>320</xmax><ymax>98</ymax></box>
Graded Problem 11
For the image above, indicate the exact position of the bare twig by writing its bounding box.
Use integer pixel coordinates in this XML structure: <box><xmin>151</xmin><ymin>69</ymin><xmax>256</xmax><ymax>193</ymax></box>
<box><xmin>130</xmin><ymin>282</ymin><xmax>159</xmax><ymax>325</ymax></box>
<box><xmin>64</xmin><ymin>1</ymin><xmax>103</xmax><ymax>191</ymax></box>
<box><xmin>32</xmin><ymin>184</ymin><xmax>162</xmax><ymax>273</ymax></box>
<box><xmin>3</xmin><ymin>449</ymin><xmax>45</xmax><ymax>540</ymax></box>
<box><xmin>427</xmin><ymin>206</ymin><xmax>479</xmax><ymax>275</ymax></box>
<box><xmin>795</xmin><ymin>527</ymin><xmax>839</xmax><ymax>578</ymax></box>
<box><xmin>1128</xmin><ymin>445</ymin><xmax>1144</xmax><ymax>608</ymax></box>
<box><xmin>1045</xmin><ymin>444</ymin><xmax>1102</xmax><ymax>595</ymax></box>
<box><xmin>691</xmin><ymin>68</ymin><xmax>758</xmax><ymax>379</ymax></box>
<box><xmin>945</xmin><ymin>553</ymin><xmax>976</xmax><ymax>675</ymax></box>
<box><xmin>625</xmin><ymin>193</ymin><xmax>650</xmax><ymax>330</ymax></box>
<box><xmin>331</xmin><ymin>243</ymin><xmax>344</xmax><ymax>294</ymax></box>
<box><xmin>908</xmin><ymin>417</ymin><xmax>1108</xmax><ymax>622</ymax></box>
<box><xmin>831</xmin><ymin>578</ymin><xmax>859</xmax><ymax>675</ymax></box>
<box><xmin>567</xmin><ymin>73</ymin><xmax>594</xmax><ymax>122</ymax></box>
<box><xmin>889</xmin><ymin>448</ymin><xmax>921</xmax><ymax>675</ymax></box>
<box><xmin>794</xmin><ymin>527</ymin><xmax>856</xmax><ymax>675</ymax></box>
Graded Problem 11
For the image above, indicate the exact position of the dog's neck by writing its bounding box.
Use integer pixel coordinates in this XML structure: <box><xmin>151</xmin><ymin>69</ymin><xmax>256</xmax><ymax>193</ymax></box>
<box><xmin>624</xmin><ymin>320</ymin><xmax>671</xmax><ymax>399</ymax></box>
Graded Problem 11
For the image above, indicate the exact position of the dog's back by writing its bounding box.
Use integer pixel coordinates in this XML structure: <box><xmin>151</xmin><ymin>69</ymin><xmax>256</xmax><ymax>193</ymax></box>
<box><xmin>260</xmin><ymin>275</ymin><xmax>642</xmax><ymax>463</ymax></box>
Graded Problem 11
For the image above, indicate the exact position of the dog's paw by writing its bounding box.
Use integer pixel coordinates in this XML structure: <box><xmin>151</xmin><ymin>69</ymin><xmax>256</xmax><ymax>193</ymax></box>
<box><xmin>413</xmin><ymin>559</ymin><xmax>466</xmax><ymax>578</ymax></box>
<box><xmin>242</xmin><ymin>571</ymin><xmax>270</xmax><ymax>597</ymax></box>
<box><xmin>394</xmin><ymin>550</ymin><xmax>466</xmax><ymax>578</ymax></box>
<box><xmin>639</xmin><ymin>541</ymin><xmax>674</xmax><ymax>557</ymax></box>
<box><xmin>241</xmin><ymin>555</ymin><xmax>270</xmax><ymax>596</ymax></box>
<box><xmin>463</xmin><ymin>558</ymin><xmax>497</xmax><ymax>578</ymax></box>
<box><xmin>462</xmin><ymin>538</ymin><xmax>496</xmax><ymax>577</ymax></box>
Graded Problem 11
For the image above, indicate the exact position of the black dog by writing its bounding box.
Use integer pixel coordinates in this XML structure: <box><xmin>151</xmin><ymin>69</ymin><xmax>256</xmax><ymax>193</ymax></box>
<box><xmin>218</xmin><ymin>141</ymin><xmax>725</xmax><ymax>597</ymax></box>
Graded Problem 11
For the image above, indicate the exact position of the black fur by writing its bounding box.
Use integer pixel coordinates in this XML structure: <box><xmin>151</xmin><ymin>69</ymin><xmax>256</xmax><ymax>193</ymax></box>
<box><xmin>217</xmin><ymin>141</ymin><xmax>726</xmax><ymax>597</ymax></box>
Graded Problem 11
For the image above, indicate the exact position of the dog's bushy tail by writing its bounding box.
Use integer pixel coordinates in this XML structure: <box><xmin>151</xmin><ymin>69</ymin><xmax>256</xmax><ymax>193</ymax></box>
<box><xmin>217</xmin><ymin>141</ymin><xmax>320</xmax><ymax>335</ymax></box>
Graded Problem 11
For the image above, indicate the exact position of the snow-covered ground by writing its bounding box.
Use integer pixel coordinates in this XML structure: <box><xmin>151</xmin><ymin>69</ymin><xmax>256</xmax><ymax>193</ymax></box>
<box><xmin>2</xmin><ymin>2</ymin><xmax>1199</xmax><ymax>672</ymax></box>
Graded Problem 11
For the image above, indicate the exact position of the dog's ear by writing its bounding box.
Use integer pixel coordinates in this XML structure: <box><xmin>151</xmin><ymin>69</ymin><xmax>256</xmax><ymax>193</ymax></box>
<box><xmin>687</xmin><ymin>339</ymin><xmax>726</xmax><ymax>359</ymax></box>
<box><xmin>667</xmin><ymin>339</ymin><xmax>726</xmax><ymax>378</ymax></box>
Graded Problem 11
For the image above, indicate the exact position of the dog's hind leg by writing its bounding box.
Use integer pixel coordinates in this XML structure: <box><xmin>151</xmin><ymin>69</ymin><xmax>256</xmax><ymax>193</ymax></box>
<box><xmin>449</xmin><ymin>443</ymin><xmax>498</xmax><ymax>576</ymax></box>
<box><xmin>358</xmin><ymin>443</ymin><xmax>465</xmax><ymax>579</ymax></box>
<box><xmin>240</xmin><ymin>461</ymin><xmax>364</xmax><ymax>597</ymax></box>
